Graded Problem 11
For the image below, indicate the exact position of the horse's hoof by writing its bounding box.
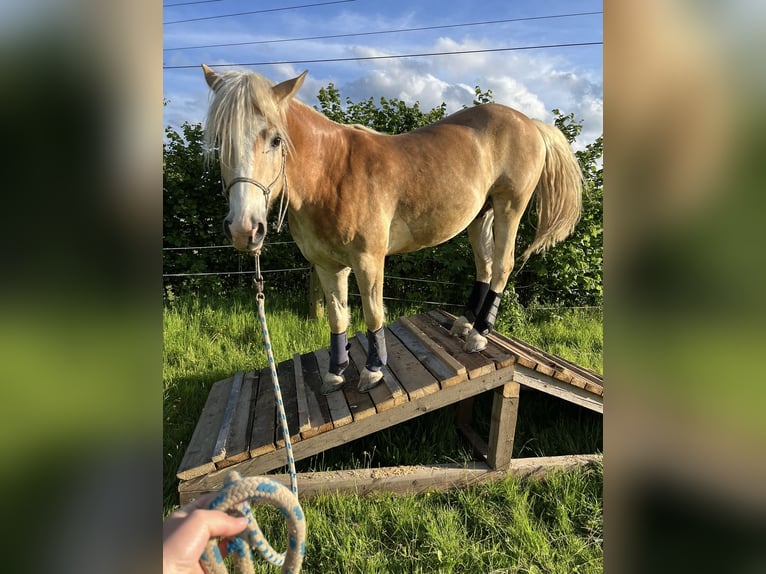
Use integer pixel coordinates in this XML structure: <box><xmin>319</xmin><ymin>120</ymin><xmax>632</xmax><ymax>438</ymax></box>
<box><xmin>358</xmin><ymin>368</ymin><xmax>384</xmax><ymax>392</ymax></box>
<box><xmin>463</xmin><ymin>329</ymin><xmax>488</xmax><ymax>353</ymax></box>
<box><xmin>321</xmin><ymin>371</ymin><xmax>345</xmax><ymax>394</ymax></box>
<box><xmin>450</xmin><ymin>315</ymin><xmax>473</xmax><ymax>337</ymax></box>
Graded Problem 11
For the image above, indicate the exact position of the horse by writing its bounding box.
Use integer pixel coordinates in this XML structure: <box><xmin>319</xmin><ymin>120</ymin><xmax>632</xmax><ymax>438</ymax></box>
<box><xmin>201</xmin><ymin>65</ymin><xmax>583</xmax><ymax>394</ymax></box>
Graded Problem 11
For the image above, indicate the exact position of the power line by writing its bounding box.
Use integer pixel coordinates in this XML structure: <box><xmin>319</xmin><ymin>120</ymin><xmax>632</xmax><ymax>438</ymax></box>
<box><xmin>164</xmin><ymin>0</ymin><xmax>356</xmax><ymax>25</ymax></box>
<box><xmin>163</xmin><ymin>41</ymin><xmax>602</xmax><ymax>69</ymax></box>
<box><xmin>164</xmin><ymin>11</ymin><xmax>603</xmax><ymax>52</ymax></box>
<box><xmin>164</xmin><ymin>0</ymin><xmax>223</xmax><ymax>7</ymax></box>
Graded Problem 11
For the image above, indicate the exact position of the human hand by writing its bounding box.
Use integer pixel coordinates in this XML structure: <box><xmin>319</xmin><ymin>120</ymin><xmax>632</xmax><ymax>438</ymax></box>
<box><xmin>163</xmin><ymin>493</ymin><xmax>248</xmax><ymax>574</ymax></box>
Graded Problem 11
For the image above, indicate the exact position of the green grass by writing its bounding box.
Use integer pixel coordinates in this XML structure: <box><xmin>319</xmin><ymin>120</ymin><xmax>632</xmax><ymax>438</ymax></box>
<box><xmin>164</xmin><ymin>290</ymin><xmax>603</xmax><ymax>572</ymax></box>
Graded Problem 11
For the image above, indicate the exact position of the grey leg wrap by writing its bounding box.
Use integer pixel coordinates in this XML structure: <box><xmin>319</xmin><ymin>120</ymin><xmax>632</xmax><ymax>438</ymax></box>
<box><xmin>474</xmin><ymin>290</ymin><xmax>502</xmax><ymax>335</ymax></box>
<box><xmin>329</xmin><ymin>332</ymin><xmax>349</xmax><ymax>376</ymax></box>
<box><xmin>464</xmin><ymin>281</ymin><xmax>490</xmax><ymax>322</ymax></box>
<box><xmin>365</xmin><ymin>327</ymin><xmax>387</xmax><ymax>372</ymax></box>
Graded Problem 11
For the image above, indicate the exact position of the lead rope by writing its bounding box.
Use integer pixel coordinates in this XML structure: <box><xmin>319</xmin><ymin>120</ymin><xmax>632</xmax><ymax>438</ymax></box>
<box><xmin>199</xmin><ymin>254</ymin><xmax>304</xmax><ymax>574</ymax></box>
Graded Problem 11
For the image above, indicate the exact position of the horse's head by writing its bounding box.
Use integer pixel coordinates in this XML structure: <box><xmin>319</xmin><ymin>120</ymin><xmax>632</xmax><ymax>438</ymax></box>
<box><xmin>202</xmin><ymin>64</ymin><xmax>307</xmax><ymax>252</ymax></box>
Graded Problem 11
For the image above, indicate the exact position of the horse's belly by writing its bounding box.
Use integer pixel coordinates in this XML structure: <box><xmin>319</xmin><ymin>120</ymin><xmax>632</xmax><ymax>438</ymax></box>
<box><xmin>386</xmin><ymin>208</ymin><xmax>477</xmax><ymax>255</ymax></box>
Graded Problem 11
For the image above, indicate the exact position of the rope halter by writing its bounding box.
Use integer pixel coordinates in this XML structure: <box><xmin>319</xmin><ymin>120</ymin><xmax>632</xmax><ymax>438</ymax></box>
<box><xmin>221</xmin><ymin>141</ymin><xmax>290</xmax><ymax>233</ymax></box>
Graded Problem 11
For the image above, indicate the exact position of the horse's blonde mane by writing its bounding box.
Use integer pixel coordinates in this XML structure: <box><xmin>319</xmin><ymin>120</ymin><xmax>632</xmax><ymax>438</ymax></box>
<box><xmin>204</xmin><ymin>70</ymin><xmax>292</xmax><ymax>170</ymax></box>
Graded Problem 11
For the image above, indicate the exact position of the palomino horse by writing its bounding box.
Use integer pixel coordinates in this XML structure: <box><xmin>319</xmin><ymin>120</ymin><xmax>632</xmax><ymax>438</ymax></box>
<box><xmin>202</xmin><ymin>65</ymin><xmax>582</xmax><ymax>393</ymax></box>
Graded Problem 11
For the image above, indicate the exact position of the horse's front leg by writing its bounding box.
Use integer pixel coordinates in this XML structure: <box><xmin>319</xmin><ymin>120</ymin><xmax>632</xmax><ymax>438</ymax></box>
<box><xmin>314</xmin><ymin>265</ymin><xmax>352</xmax><ymax>394</ymax></box>
<box><xmin>354</xmin><ymin>255</ymin><xmax>387</xmax><ymax>392</ymax></box>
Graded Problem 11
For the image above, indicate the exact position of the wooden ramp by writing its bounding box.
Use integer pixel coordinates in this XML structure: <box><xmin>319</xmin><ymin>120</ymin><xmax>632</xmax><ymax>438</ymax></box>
<box><xmin>177</xmin><ymin>310</ymin><xmax>603</xmax><ymax>503</ymax></box>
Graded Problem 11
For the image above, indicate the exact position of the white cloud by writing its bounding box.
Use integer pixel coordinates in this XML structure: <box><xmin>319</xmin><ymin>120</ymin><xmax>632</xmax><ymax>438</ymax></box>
<box><xmin>164</xmin><ymin>34</ymin><xmax>603</xmax><ymax>148</ymax></box>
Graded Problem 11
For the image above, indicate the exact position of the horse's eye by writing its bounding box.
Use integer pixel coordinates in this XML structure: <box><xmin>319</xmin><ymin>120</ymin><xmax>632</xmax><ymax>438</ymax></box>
<box><xmin>271</xmin><ymin>135</ymin><xmax>282</xmax><ymax>148</ymax></box>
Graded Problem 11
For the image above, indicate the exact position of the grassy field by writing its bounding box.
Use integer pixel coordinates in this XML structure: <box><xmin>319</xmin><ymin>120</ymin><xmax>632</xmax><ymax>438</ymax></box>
<box><xmin>163</xmin><ymin>288</ymin><xmax>603</xmax><ymax>573</ymax></box>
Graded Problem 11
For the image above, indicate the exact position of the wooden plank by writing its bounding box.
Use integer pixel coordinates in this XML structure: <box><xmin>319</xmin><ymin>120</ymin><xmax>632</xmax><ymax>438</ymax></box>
<box><xmin>180</xmin><ymin>455</ymin><xmax>602</xmax><ymax>502</ymax></box>
<box><xmin>486</xmin><ymin>382</ymin><xmax>521</xmax><ymax>470</ymax></box>
<box><xmin>478</xmin><ymin>341</ymin><xmax>515</xmax><ymax>370</ymax></box>
<box><xmin>484</xmin><ymin>332</ymin><xmax>537</xmax><ymax>369</ymax></box>
<box><xmin>216</xmin><ymin>371</ymin><xmax>256</xmax><ymax>469</ymax></box>
<box><xmin>504</xmin><ymin>332</ymin><xmax>603</xmax><ymax>387</ymax></box>
<box><xmin>392</xmin><ymin>318</ymin><xmax>466</xmax><ymax>387</ymax></box>
<box><xmin>249</xmin><ymin>367</ymin><xmax>276</xmax><ymax>457</ymax></box>
<box><xmin>434</xmin><ymin>308</ymin><xmax>591</xmax><ymax>385</ymax></box>
<box><xmin>299</xmin><ymin>353</ymin><xmax>334</xmax><ymax>438</ymax></box>
<box><xmin>176</xmin><ymin>376</ymin><xmax>235</xmax><ymax>480</ymax></box>
<box><xmin>355</xmin><ymin>330</ymin><xmax>408</xmax><ymax>404</ymax></box>
<box><xmin>293</xmin><ymin>354</ymin><xmax>311</xmax><ymax>434</ymax></box>
<box><xmin>487</xmin><ymin>325</ymin><xmax>603</xmax><ymax>391</ymax></box>
<box><xmin>181</xmin><ymin>365</ymin><xmax>516</xmax><ymax>483</ymax></box>
<box><xmin>340</xmin><ymin>360</ymin><xmax>377</xmax><ymax>422</ymax></box>
<box><xmin>348</xmin><ymin>337</ymin><xmax>396</xmax><ymax>413</ymax></box>
<box><xmin>274</xmin><ymin>358</ymin><xmax>302</xmax><ymax>448</ymax></box>
<box><xmin>212</xmin><ymin>371</ymin><xmax>244</xmax><ymax>463</ymax></box>
<box><xmin>427</xmin><ymin>310</ymin><xmax>514</xmax><ymax>370</ymax></box>
<box><xmin>433</xmin><ymin>309</ymin><xmax>538</xmax><ymax>371</ymax></box>
<box><xmin>384</xmin><ymin>327</ymin><xmax>440</xmax><ymax>401</ymax></box>
<box><xmin>314</xmin><ymin>350</ymin><xmax>353</xmax><ymax>428</ymax></box>
<box><xmin>513</xmin><ymin>364</ymin><xmax>603</xmax><ymax>413</ymax></box>
<box><xmin>410</xmin><ymin>314</ymin><xmax>496</xmax><ymax>379</ymax></box>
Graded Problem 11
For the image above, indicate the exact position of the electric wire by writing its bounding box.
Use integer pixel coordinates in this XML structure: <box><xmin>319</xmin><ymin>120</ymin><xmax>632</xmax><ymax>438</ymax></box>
<box><xmin>164</xmin><ymin>11</ymin><xmax>602</xmax><ymax>51</ymax></box>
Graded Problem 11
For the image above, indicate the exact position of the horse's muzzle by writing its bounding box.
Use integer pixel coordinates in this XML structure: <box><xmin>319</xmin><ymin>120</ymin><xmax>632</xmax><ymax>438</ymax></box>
<box><xmin>223</xmin><ymin>218</ymin><xmax>267</xmax><ymax>252</ymax></box>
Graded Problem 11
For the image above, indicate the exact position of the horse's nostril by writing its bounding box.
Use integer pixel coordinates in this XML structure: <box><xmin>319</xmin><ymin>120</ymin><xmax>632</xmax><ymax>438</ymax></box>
<box><xmin>222</xmin><ymin>219</ymin><xmax>232</xmax><ymax>240</ymax></box>
<box><xmin>250</xmin><ymin>222</ymin><xmax>266</xmax><ymax>245</ymax></box>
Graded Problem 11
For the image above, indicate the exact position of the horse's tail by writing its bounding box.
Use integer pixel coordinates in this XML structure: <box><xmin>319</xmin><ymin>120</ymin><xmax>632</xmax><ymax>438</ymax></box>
<box><xmin>520</xmin><ymin>120</ymin><xmax>583</xmax><ymax>263</ymax></box>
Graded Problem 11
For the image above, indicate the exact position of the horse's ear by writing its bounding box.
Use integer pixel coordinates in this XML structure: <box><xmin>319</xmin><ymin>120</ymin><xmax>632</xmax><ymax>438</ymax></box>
<box><xmin>202</xmin><ymin>64</ymin><xmax>221</xmax><ymax>90</ymax></box>
<box><xmin>272</xmin><ymin>71</ymin><xmax>308</xmax><ymax>104</ymax></box>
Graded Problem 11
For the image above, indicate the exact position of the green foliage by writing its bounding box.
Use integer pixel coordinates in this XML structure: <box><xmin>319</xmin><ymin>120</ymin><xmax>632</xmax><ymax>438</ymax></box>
<box><xmin>316</xmin><ymin>83</ymin><xmax>447</xmax><ymax>134</ymax></box>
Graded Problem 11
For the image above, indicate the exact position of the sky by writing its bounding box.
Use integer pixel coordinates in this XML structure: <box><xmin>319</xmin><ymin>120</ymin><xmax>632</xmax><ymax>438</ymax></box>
<box><xmin>163</xmin><ymin>0</ymin><xmax>603</xmax><ymax>147</ymax></box>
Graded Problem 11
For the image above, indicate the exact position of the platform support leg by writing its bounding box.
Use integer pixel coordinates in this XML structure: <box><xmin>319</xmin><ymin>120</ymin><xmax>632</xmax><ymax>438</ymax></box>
<box><xmin>487</xmin><ymin>382</ymin><xmax>520</xmax><ymax>470</ymax></box>
<box><xmin>454</xmin><ymin>397</ymin><xmax>475</xmax><ymax>428</ymax></box>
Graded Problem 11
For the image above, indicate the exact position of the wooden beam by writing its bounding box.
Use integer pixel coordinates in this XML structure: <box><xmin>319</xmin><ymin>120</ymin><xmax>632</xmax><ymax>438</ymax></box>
<box><xmin>392</xmin><ymin>318</ymin><xmax>466</xmax><ymax>386</ymax></box>
<box><xmin>176</xmin><ymin>376</ymin><xmax>235</xmax><ymax>480</ymax></box>
<box><xmin>456</xmin><ymin>422</ymin><xmax>488</xmax><ymax>461</ymax></box>
<box><xmin>215</xmin><ymin>371</ymin><xmax>256</xmax><ymax>469</ymax></box>
<box><xmin>486</xmin><ymin>382</ymin><xmax>520</xmax><ymax>470</ymax></box>
<box><xmin>179</xmin><ymin>455</ymin><xmax>602</xmax><ymax>503</ymax></box>
<box><xmin>249</xmin><ymin>367</ymin><xmax>276</xmax><ymax>457</ymax></box>
<box><xmin>513</xmin><ymin>364</ymin><xmax>603</xmax><ymax>413</ymax></box>
<box><xmin>293</xmin><ymin>354</ymin><xmax>311</xmax><ymax>434</ymax></box>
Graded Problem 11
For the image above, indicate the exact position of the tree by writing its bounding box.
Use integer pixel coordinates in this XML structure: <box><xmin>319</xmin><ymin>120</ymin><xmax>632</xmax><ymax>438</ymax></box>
<box><xmin>316</xmin><ymin>84</ymin><xmax>447</xmax><ymax>134</ymax></box>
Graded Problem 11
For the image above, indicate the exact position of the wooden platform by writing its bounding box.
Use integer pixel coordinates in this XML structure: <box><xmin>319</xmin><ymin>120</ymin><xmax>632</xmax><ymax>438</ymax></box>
<box><xmin>177</xmin><ymin>310</ymin><xmax>603</xmax><ymax>503</ymax></box>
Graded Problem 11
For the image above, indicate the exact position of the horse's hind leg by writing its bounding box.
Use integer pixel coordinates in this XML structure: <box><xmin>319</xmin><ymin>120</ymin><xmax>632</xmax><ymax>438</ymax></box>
<box><xmin>464</xmin><ymin>198</ymin><xmax>527</xmax><ymax>353</ymax></box>
<box><xmin>314</xmin><ymin>264</ymin><xmax>352</xmax><ymax>393</ymax></box>
<box><xmin>451</xmin><ymin>209</ymin><xmax>494</xmax><ymax>337</ymax></box>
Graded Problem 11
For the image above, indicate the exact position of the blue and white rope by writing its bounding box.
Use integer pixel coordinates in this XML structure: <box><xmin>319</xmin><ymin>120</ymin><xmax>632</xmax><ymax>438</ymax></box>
<box><xmin>200</xmin><ymin>471</ymin><xmax>306</xmax><ymax>574</ymax></box>
<box><xmin>199</xmin><ymin>261</ymin><xmax>303</xmax><ymax>573</ymax></box>
<box><xmin>255</xmin><ymin>291</ymin><xmax>299</xmax><ymax>495</ymax></box>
